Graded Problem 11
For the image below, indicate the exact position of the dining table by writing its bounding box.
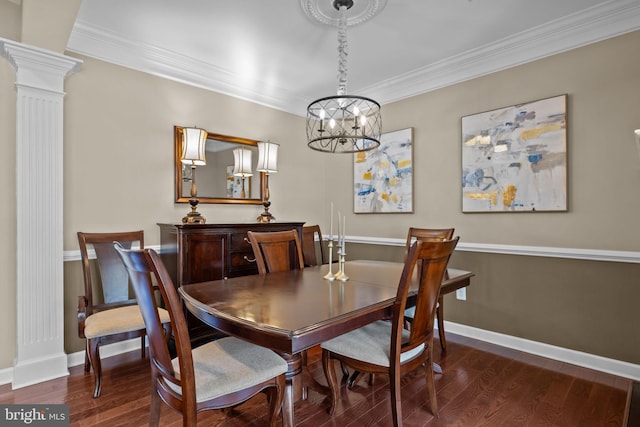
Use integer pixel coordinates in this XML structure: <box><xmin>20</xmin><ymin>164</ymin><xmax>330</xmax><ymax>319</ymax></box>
<box><xmin>179</xmin><ymin>259</ymin><xmax>473</xmax><ymax>427</ymax></box>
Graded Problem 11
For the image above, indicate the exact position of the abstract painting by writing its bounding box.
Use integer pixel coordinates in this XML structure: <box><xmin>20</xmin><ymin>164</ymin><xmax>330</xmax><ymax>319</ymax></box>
<box><xmin>461</xmin><ymin>95</ymin><xmax>567</xmax><ymax>212</ymax></box>
<box><xmin>354</xmin><ymin>128</ymin><xmax>413</xmax><ymax>213</ymax></box>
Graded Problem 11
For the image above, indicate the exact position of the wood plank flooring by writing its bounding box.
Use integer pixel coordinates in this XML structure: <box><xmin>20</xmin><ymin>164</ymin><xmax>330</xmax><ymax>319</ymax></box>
<box><xmin>0</xmin><ymin>333</ymin><xmax>630</xmax><ymax>426</ymax></box>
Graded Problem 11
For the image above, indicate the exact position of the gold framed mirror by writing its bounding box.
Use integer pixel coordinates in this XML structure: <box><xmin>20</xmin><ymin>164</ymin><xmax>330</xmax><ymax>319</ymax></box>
<box><xmin>174</xmin><ymin>126</ymin><xmax>265</xmax><ymax>204</ymax></box>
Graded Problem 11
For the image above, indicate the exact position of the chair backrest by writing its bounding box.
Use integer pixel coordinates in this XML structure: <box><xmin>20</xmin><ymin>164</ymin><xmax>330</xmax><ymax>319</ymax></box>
<box><xmin>392</xmin><ymin>238</ymin><xmax>459</xmax><ymax>359</ymax></box>
<box><xmin>247</xmin><ymin>230</ymin><xmax>305</xmax><ymax>274</ymax></box>
<box><xmin>404</xmin><ymin>227</ymin><xmax>455</xmax><ymax>261</ymax></box>
<box><xmin>302</xmin><ymin>225</ymin><xmax>325</xmax><ymax>266</ymax></box>
<box><xmin>78</xmin><ymin>231</ymin><xmax>144</xmax><ymax>313</ymax></box>
<box><xmin>114</xmin><ymin>244</ymin><xmax>196</xmax><ymax>406</ymax></box>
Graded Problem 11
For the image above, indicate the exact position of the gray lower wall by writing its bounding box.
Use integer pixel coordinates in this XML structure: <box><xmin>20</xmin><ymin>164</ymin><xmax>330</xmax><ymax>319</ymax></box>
<box><xmin>347</xmin><ymin>243</ymin><xmax>640</xmax><ymax>365</ymax></box>
<box><xmin>63</xmin><ymin>241</ymin><xmax>640</xmax><ymax>368</ymax></box>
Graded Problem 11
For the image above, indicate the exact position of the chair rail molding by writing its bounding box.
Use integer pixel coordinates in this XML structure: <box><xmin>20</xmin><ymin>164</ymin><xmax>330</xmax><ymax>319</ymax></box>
<box><xmin>0</xmin><ymin>38</ymin><xmax>82</xmax><ymax>389</ymax></box>
<box><xmin>345</xmin><ymin>235</ymin><xmax>640</xmax><ymax>264</ymax></box>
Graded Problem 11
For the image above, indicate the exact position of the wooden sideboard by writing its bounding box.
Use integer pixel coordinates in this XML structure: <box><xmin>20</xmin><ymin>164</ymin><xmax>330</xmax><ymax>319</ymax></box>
<box><xmin>157</xmin><ymin>221</ymin><xmax>305</xmax><ymax>343</ymax></box>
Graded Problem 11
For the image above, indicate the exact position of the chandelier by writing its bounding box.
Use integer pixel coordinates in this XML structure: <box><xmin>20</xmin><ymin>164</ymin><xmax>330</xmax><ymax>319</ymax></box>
<box><xmin>306</xmin><ymin>0</ymin><xmax>382</xmax><ymax>153</ymax></box>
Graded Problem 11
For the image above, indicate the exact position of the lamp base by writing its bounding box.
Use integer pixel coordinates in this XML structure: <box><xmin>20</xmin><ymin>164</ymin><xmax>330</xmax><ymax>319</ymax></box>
<box><xmin>257</xmin><ymin>212</ymin><xmax>275</xmax><ymax>223</ymax></box>
<box><xmin>182</xmin><ymin>211</ymin><xmax>206</xmax><ymax>224</ymax></box>
<box><xmin>256</xmin><ymin>201</ymin><xmax>275</xmax><ymax>223</ymax></box>
<box><xmin>183</xmin><ymin>198</ymin><xmax>206</xmax><ymax>224</ymax></box>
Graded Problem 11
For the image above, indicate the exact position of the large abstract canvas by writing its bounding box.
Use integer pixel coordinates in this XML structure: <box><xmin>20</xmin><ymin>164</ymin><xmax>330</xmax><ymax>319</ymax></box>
<box><xmin>354</xmin><ymin>128</ymin><xmax>413</xmax><ymax>213</ymax></box>
<box><xmin>461</xmin><ymin>95</ymin><xmax>567</xmax><ymax>212</ymax></box>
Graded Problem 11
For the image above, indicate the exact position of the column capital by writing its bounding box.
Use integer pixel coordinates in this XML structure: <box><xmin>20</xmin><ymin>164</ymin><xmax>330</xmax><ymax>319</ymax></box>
<box><xmin>0</xmin><ymin>37</ymin><xmax>82</xmax><ymax>93</ymax></box>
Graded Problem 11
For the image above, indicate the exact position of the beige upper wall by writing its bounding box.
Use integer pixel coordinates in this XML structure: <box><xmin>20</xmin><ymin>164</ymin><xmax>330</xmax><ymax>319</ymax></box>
<box><xmin>62</xmin><ymin>54</ymin><xmax>321</xmax><ymax>249</ymax></box>
<box><xmin>0</xmin><ymin>51</ymin><xmax>17</xmax><ymax>369</ymax></box>
<box><xmin>0</xmin><ymin>0</ymin><xmax>21</xmax><ymax>41</ymax></box>
<box><xmin>0</xmin><ymin>0</ymin><xmax>20</xmax><ymax>370</ymax></box>
<box><xmin>21</xmin><ymin>0</ymin><xmax>81</xmax><ymax>53</ymax></box>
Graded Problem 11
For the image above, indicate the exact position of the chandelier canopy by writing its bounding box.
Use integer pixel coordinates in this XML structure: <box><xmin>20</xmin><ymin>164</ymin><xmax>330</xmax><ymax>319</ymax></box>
<box><xmin>306</xmin><ymin>0</ymin><xmax>383</xmax><ymax>153</ymax></box>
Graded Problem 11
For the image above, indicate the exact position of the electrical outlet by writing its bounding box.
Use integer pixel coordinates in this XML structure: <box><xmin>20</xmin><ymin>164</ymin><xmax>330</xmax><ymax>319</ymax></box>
<box><xmin>456</xmin><ymin>288</ymin><xmax>467</xmax><ymax>301</ymax></box>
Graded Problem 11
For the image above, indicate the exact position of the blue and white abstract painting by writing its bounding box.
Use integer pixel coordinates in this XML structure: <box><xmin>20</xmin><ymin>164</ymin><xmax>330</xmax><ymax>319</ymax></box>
<box><xmin>354</xmin><ymin>128</ymin><xmax>413</xmax><ymax>213</ymax></box>
<box><xmin>461</xmin><ymin>95</ymin><xmax>567</xmax><ymax>212</ymax></box>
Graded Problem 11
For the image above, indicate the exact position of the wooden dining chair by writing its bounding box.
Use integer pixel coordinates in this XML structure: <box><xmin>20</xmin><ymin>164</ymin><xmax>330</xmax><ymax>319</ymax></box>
<box><xmin>403</xmin><ymin>227</ymin><xmax>455</xmax><ymax>352</ymax></box>
<box><xmin>114</xmin><ymin>244</ymin><xmax>287</xmax><ymax>427</ymax></box>
<box><xmin>302</xmin><ymin>225</ymin><xmax>325</xmax><ymax>266</ymax></box>
<box><xmin>77</xmin><ymin>230</ymin><xmax>171</xmax><ymax>398</ymax></box>
<box><xmin>321</xmin><ymin>237</ymin><xmax>459</xmax><ymax>425</ymax></box>
<box><xmin>247</xmin><ymin>228</ymin><xmax>331</xmax><ymax>375</ymax></box>
<box><xmin>247</xmin><ymin>229</ymin><xmax>305</xmax><ymax>274</ymax></box>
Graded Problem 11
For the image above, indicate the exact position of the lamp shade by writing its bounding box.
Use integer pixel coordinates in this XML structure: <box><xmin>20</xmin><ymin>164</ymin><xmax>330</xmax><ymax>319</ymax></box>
<box><xmin>256</xmin><ymin>141</ymin><xmax>279</xmax><ymax>174</ymax></box>
<box><xmin>232</xmin><ymin>148</ymin><xmax>253</xmax><ymax>177</ymax></box>
<box><xmin>181</xmin><ymin>127</ymin><xmax>207</xmax><ymax>165</ymax></box>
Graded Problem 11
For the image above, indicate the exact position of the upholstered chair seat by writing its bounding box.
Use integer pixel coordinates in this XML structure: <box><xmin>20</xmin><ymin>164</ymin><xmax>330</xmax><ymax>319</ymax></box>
<box><xmin>83</xmin><ymin>305</ymin><xmax>170</xmax><ymax>338</ymax></box>
<box><xmin>167</xmin><ymin>336</ymin><xmax>288</xmax><ymax>403</ymax></box>
<box><xmin>321</xmin><ymin>320</ymin><xmax>425</xmax><ymax>366</ymax></box>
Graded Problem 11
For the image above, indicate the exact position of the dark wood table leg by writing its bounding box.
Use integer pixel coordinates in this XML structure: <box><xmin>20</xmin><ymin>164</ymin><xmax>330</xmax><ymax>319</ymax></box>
<box><xmin>280</xmin><ymin>353</ymin><xmax>304</xmax><ymax>427</ymax></box>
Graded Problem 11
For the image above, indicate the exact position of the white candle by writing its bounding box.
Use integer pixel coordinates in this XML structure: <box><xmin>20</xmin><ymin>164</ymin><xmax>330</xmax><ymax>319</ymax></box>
<box><xmin>330</xmin><ymin>202</ymin><xmax>334</xmax><ymax>239</ymax></box>
<box><xmin>342</xmin><ymin>215</ymin><xmax>346</xmax><ymax>246</ymax></box>
<box><xmin>338</xmin><ymin>211</ymin><xmax>341</xmax><ymax>244</ymax></box>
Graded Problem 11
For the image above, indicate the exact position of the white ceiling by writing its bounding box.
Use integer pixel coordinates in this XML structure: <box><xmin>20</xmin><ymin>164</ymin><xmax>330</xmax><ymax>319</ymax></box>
<box><xmin>67</xmin><ymin>0</ymin><xmax>640</xmax><ymax>117</ymax></box>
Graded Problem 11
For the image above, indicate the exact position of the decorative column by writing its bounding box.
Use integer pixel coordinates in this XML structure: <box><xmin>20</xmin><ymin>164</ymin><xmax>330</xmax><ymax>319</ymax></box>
<box><xmin>0</xmin><ymin>38</ymin><xmax>82</xmax><ymax>388</ymax></box>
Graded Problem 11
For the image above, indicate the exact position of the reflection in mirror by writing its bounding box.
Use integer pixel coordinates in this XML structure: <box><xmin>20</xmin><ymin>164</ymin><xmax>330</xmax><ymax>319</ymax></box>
<box><xmin>175</xmin><ymin>126</ymin><xmax>265</xmax><ymax>204</ymax></box>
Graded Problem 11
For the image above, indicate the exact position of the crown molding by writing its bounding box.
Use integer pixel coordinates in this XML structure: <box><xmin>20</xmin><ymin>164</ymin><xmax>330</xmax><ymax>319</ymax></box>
<box><xmin>67</xmin><ymin>0</ymin><xmax>640</xmax><ymax>117</ymax></box>
<box><xmin>66</xmin><ymin>23</ymin><xmax>309</xmax><ymax>115</ymax></box>
<box><xmin>365</xmin><ymin>0</ymin><xmax>640</xmax><ymax>105</ymax></box>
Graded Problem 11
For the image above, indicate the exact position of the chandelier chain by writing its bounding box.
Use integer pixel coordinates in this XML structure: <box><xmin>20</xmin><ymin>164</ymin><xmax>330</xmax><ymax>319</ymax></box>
<box><xmin>336</xmin><ymin>5</ymin><xmax>348</xmax><ymax>96</ymax></box>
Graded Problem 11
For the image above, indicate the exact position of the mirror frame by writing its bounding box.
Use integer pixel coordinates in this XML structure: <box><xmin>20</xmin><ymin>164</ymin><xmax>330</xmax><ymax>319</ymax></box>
<box><xmin>174</xmin><ymin>126</ymin><xmax>266</xmax><ymax>204</ymax></box>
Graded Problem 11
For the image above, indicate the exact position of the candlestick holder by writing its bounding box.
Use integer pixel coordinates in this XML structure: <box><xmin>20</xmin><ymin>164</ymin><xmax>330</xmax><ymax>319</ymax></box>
<box><xmin>334</xmin><ymin>240</ymin><xmax>349</xmax><ymax>282</ymax></box>
<box><xmin>324</xmin><ymin>238</ymin><xmax>336</xmax><ymax>281</ymax></box>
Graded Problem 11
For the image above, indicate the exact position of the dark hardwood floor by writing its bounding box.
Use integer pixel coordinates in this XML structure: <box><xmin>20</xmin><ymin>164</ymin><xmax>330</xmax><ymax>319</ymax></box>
<box><xmin>0</xmin><ymin>333</ymin><xmax>630</xmax><ymax>426</ymax></box>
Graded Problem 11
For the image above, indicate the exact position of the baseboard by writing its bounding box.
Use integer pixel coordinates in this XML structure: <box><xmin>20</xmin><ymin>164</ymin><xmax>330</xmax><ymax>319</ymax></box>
<box><xmin>0</xmin><ymin>339</ymin><xmax>143</xmax><ymax>387</ymax></box>
<box><xmin>66</xmin><ymin>339</ymin><xmax>143</xmax><ymax>368</ymax></box>
<box><xmin>12</xmin><ymin>352</ymin><xmax>69</xmax><ymax>389</ymax></box>
<box><xmin>445</xmin><ymin>320</ymin><xmax>640</xmax><ymax>381</ymax></box>
<box><xmin>1</xmin><ymin>325</ymin><xmax>637</xmax><ymax>388</ymax></box>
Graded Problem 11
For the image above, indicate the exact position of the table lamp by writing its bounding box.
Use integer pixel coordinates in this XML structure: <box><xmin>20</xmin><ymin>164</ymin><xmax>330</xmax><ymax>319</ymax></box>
<box><xmin>181</xmin><ymin>127</ymin><xmax>207</xmax><ymax>224</ymax></box>
<box><xmin>233</xmin><ymin>147</ymin><xmax>253</xmax><ymax>198</ymax></box>
<box><xmin>256</xmin><ymin>141</ymin><xmax>279</xmax><ymax>222</ymax></box>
